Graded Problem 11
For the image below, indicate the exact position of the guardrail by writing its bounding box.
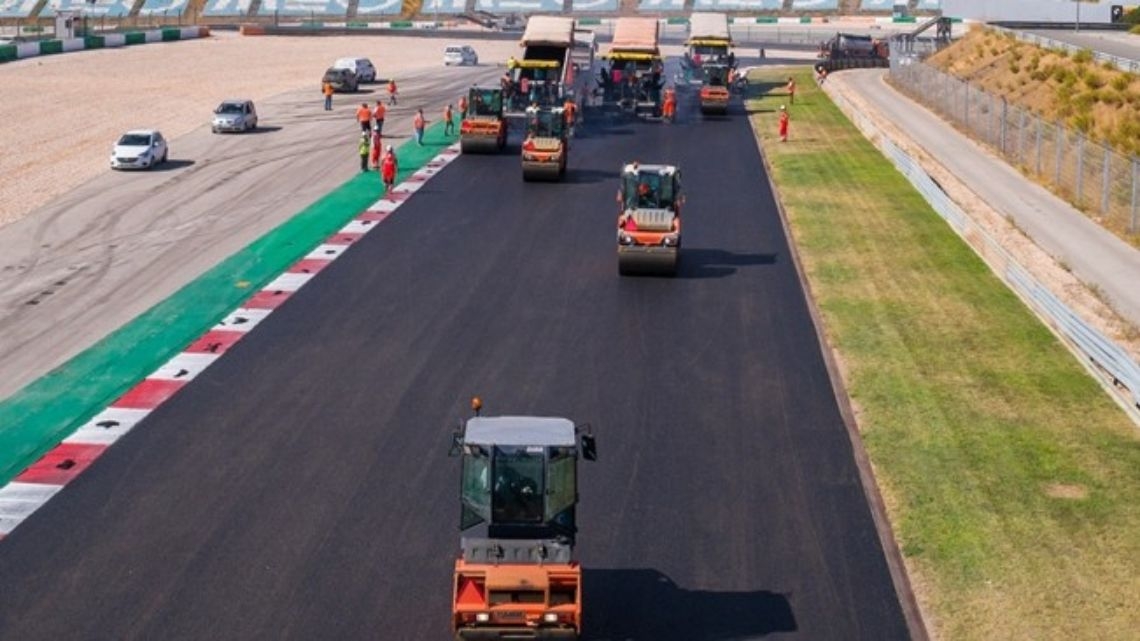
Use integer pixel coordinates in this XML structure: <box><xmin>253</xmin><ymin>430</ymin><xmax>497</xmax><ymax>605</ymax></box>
<box><xmin>827</xmin><ymin>85</ymin><xmax>1140</xmax><ymax>422</ymax></box>
<box><xmin>990</xmin><ymin>24</ymin><xmax>1140</xmax><ymax>74</ymax></box>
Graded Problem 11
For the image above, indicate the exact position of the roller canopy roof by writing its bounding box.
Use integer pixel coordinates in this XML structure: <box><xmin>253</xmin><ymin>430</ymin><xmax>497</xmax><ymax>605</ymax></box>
<box><xmin>520</xmin><ymin>16</ymin><xmax>576</xmax><ymax>47</ymax></box>
<box><xmin>464</xmin><ymin>416</ymin><xmax>577</xmax><ymax>447</ymax></box>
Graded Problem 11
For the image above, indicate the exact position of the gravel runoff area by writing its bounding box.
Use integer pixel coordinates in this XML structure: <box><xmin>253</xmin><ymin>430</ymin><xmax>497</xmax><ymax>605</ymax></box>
<box><xmin>0</xmin><ymin>31</ymin><xmax>521</xmax><ymax>228</ymax></box>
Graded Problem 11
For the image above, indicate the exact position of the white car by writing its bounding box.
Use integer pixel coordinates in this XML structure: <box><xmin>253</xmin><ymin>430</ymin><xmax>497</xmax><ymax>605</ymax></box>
<box><xmin>110</xmin><ymin>130</ymin><xmax>168</xmax><ymax>170</ymax></box>
<box><xmin>333</xmin><ymin>57</ymin><xmax>377</xmax><ymax>83</ymax></box>
<box><xmin>443</xmin><ymin>44</ymin><xmax>478</xmax><ymax>66</ymax></box>
<box><xmin>212</xmin><ymin>99</ymin><xmax>258</xmax><ymax>133</ymax></box>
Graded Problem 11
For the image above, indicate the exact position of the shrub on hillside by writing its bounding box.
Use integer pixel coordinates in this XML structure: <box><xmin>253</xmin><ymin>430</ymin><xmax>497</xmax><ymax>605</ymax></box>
<box><xmin>1073</xmin><ymin>48</ymin><xmax>1094</xmax><ymax>64</ymax></box>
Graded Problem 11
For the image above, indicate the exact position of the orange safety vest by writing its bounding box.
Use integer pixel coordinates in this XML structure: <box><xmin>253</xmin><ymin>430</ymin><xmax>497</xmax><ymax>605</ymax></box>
<box><xmin>373</xmin><ymin>103</ymin><xmax>386</xmax><ymax>121</ymax></box>
<box><xmin>381</xmin><ymin>153</ymin><xmax>397</xmax><ymax>180</ymax></box>
<box><xmin>388</xmin><ymin>80</ymin><xmax>397</xmax><ymax>94</ymax></box>
<box><xmin>444</xmin><ymin>106</ymin><xmax>453</xmax><ymax>121</ymax></box>
<box><xmin>458</xmin><ymin>96</ymin><xmax>468</xmax><ymax>112</ymax></box>
<box><xmin>356</xmin><ymin>105</ymin><xmax>371</xmax><ymax>122</ymax></box>
<box><xmin>323</xmin><ymin>82</ymin><xmax>334</xmax><ymax>97</ymax></box>
<box><xmin>413</xmin><ymin>113</ymin><xmax>425</xmax><ymax>129</ymax></box>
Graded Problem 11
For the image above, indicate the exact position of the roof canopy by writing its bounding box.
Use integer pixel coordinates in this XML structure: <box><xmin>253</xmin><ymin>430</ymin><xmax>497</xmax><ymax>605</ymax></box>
<box><xmin>464</xmin><ymin>416</ymin><xmax>576</xmax><ymax>447</ymax></box>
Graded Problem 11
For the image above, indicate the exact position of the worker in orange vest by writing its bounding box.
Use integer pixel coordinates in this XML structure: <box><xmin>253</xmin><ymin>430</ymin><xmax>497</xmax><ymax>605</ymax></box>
<box><xmin>380</xmin><ymin>145</ymin><xmax>398</xmax><ymax>193</ymax></box>
<box><xmin>322</xmin><ymin>81</ymin><xmax>334</xmax><ymax>111</ymax></box>
<box><xmin>413</xmin><ymin>108</ymin><xmax>426</xmax><ymax>146</ymax></box>
<box><xmin>387</xmin><ymin>78</ymin><xmax>398</xmax><ymax>105</ymax></box>
<box><xmin>458</xmin><ymin>94</ymin><xmax>468</xmax><ymax>121</ymax></box>
<box><xmin>778</xmin><ymin>104</ymin><xmax>789</xmax><ymax>142</ymax></box>
<box><xmin>356</xmin><ymin>102</ymin><xmax>372</xmax><ymax>133</ymax></box>
<box><xmin>444</xmin><ymin>103</ymin><xmax>455</xmax><ymax>136</ymax></box>
<box><xmin>372</xmin><ymin>99</ymin><xmax>386</xmax><ymax>137</ymax></box>
<box><xmin>562</xmin><ymin>98</ymin><xmax>577</xmax><ymax>136</ymax></box>
<box><xmin>662</xmin><ymin>86</ymin><xmax>676</xmax><ymax>123</ymax></box>
<box><xmin>786</xmin><ymin>76</ymin><xmax>796</xmax><ymax>105</ymax></box>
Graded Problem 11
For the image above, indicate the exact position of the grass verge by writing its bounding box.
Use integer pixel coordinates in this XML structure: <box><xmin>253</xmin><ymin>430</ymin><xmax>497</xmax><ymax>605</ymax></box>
<box><xmin>749</xmin><ymin>68</ymin><xmax>1140</xmax><ymax>640</ymax></box>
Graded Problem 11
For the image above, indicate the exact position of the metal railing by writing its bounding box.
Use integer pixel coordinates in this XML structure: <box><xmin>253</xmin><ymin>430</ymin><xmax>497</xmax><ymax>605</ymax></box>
<box><xmin>990</xmin><ymin>25</ymin><xmax>1140</xmax><ymax>74</ymax></box>
<box><xmin>827</xmin><ymin>85</ymin><xmax>1140</xmax><ymax>420</ymax></box>
<box><xmin>889</xmin><ymin>57</ymin><xmax>1140</xmax><ymax>238</ymax></box>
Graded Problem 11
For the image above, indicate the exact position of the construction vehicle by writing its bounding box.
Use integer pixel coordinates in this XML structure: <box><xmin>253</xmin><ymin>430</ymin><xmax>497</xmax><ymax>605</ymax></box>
<box><xmin>506</xmin><ymin>16</ymin><xmax>591</xmax><ymax>114</ymax></box>
<box><xmin>698</xmin><ymin>63</ymin><xmax>731</xmax><ymax>115</ymax></box>
<box><xmin>616</xmin><ymin>162</ymin><xmax>683</xmax><ymax>276</ymax></box>
<box><xmin>600</xmin><ymin>17</ymin><xmax>664</xmax><ymax>117</ymax></box>
<box><xmin>685</xmin><ymin>12</ymin><xmax>734</xmax><ymax>83</ymax></box>
<box><xmin>818</xmin><ymin>32</ymin><xmax>890</xmax><ymax>71</ymax></box>
<box><xmin>460</xmin><ymin>86</ymin><xmax>508</xmax><ymax>154</ymax></box>
<box><xmin>449</xmin><ymin>398</ymin><xmax>597</xmax><ymax>640</ymax></box>
<box><xmin>521</xmin><ymin>105</ymin><xmax>568</xmax><ymax>182</ymax></box>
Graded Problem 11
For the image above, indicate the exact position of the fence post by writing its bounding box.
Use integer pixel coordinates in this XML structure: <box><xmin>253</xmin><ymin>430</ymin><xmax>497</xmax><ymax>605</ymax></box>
<box><xmin>1000</xmin><ymin>97</ymin><xmax>1007</xmax><ymax>156</ymax></box>
<box><xmin>1036</xmin><ymin>118</ymin><xmax>1043</xmax><ymax>175</ymax></box>
<box><xmin>1075</xmin><ymin>135</ymin><xmax>1084</xmax><ymax>205</ymax></box>
<box><xmin>1055</xmin><ymin>125</ymin><xmax>1063</xmax><ymax>186</ymax></box>
<box><xmin>1132</xmin><ymin>160</ymin><xmax>1138</xmax><ymax>233</ymax></box>
<box><xmin>1102</xmin><ymin>147</ymin><xmax>1111</xmax><ymax>215</ymax></box>
<box><xmin>963</xmin><ymin>81</ymin><xmax>969</xmax><ymax>129</ymax></box>
<box><xmin>1018</xmin><ymin>108</ymin><xmax>1025</xmax><ymax>165</ymax></box>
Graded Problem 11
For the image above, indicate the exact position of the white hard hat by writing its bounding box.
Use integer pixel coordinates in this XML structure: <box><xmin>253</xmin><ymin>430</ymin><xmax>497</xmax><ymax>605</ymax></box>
<box><xmin>386</xmin><ymin>145</ymin><xmax>394</xmax><ymax>152</ymax></box>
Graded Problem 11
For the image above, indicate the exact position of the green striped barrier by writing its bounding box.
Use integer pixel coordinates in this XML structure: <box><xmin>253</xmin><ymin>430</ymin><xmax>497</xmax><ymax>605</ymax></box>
<box><xmin>161</xmin><ymin>28</ymin><xmax>181</xmax><ymax>41</ymax></box>
<box><xmin>125</xmin><ymin>31</ymin><xmax>146</xmax><ymax>45</ymax></box>
<box><xmin>347</xmin><ymin>20</ymin><xmax>369</xmax><ymax>28</ymax></box>
<box><xmin>577</xmin><ymin>18</ymin><xmax>600</xmax><ymax>25</ymax></box>
<box><xmin>666</xmin><ymin>17</ymin><xmax>688</xmax><ymax>25</ymax></box>
<box><xmin>0</xmin><ymin>44</ymin><xmax>16</xmax><ymax>62</ymax></box>
<box><xmin>85</xmin><ymin>35</ymin><xmax>105</xmax><ymax>49</ymax></box>
<box><xmin>39</xmin><ymin>39</ymin><xmax>62</xmax><ymax>55</ymax></box>
<box><xmin>799</xmin><ymin>16</ymin><xmax>811</xmax><ymax>24</ymax></box>
<box><xmin>755</xmin><ymin>16</ymin><xmax>777</xmax><ymax>23</ymax></box>
<box><xmin>389</xmin><ymin>20</ymin><xmax>413</xmax><ymax>28</ymax></box>
<box><xmin>892</xmin><ymin>16</ymin><xmax>917</xmax><ymax>23</ymax></box>
<box><xmin>300</xmin><ymin>21</ymin><xmax>324</xmax><ymax>28</ymax></box>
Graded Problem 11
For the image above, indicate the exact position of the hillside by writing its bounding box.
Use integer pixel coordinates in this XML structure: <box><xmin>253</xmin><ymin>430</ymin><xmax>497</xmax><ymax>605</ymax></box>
<box><xmin>927</xmin><ymin>27</ymin><xmax>1140</xmax><ymax>158</ymax></box>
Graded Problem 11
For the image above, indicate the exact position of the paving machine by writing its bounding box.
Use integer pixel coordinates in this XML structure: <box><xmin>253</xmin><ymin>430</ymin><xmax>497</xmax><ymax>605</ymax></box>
<box><xmin>521</xmin><ymin>105</ymin><xmax>568</xmax><ymax>182</ymax></box>
<box><xmin>449</xmin><ymin>398</ymin><xmax>597</xmax><ymax>640</ymax></box>
<box><xmin>600</xmin><ymin>17</ymin><xmax>663</xmax><ymax>117</ymax></box>
<box><xmin>616</xmin><ymin>162</ymin><xmax>683</xmax><ymax>276</ymax></box>
<box><xmin>684</xmin><ymin>12</ymin><xmax>735</xmax><ymax>83</ymax></box>
<box><xmin>460</xmin><ymin>86</ymin><xmax>508</xmax><ymax>154</ymax></box>
<box><xmin>506</xmin><ymin>16</ymin><xmax>591</xmax><ymax>114</ymax></box>
<box><xmin>699</xmin><ymin>64</ymin><xmax>731</xmax><ymax>115</ymax></box>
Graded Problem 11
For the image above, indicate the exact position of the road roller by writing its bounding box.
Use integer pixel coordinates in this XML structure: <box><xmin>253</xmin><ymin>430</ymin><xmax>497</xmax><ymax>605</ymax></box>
<box><xmin>616</xmin><ymin>162</ymin><xmax>683</xmax><ymax>276</ymax></box>
<box><xmin>521</xmin><ymin>105</ymin><xmax>568</xmax><ymax>181</ymax></box>
<box><xmin>460</xmin><ymin>86</ymin><xmax>508</xmax><ymax>154</ymax></box>
<box><xmin>449</xmin><ymin>398</ymin><xmax>597</xmax><ymax>640</ymax></box>
<box><xmin>699</xmin><ymin>64</ymin><xmax>731</xmax><ymax>115</ymax></box>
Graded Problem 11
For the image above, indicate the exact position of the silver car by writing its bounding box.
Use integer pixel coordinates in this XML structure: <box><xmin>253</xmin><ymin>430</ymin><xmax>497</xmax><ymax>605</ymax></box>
<box><xmin>212</xmin><ymin>99</ymin><xmax>258</xmax><ymax>133</ymax></box>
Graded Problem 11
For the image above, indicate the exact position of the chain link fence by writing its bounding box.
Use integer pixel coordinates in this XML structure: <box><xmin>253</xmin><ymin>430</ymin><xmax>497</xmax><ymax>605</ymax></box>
<box><xmin>889</xmin><ymin>56</ymin><xmax>1140</xmax><ymax>239</ymax></box>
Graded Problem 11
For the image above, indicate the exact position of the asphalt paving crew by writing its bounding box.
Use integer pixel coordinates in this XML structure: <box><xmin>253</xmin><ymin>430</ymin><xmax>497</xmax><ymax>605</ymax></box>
<box><xmin>356</xmin><ymin>102</ymin><xmax>372</xmax><ymax>133</ymax></box>
<box><xmin>387</xmin><ymin>78</ymin><xmax>399</xmax><ymax>105</ymax></box>
<box><xmin>413</xmin><ymin>108</ymin><xmax>426</xmax><ymax>146</ymax></box>
<box><xmin>778</xmin><ymin>104</ymin><xmax>789</xmax><ymax>142</ymax></box>
<box><xmin>322</xmin><ymin>80</ymin><xmax>334</xmax><ymax>111</ymax></box>
<box><xmin>380</xmin><ymin>144</ymin><xmax>398</xmax><ymax>193</ymax></box>
<box><xmin>444</xmin><ymin>103</ymin><xmax>455</xmax><ymax>136</ymax></box>
<box><xmin>358</xmin><ymin>132</ymin><xmax>370</xmax><ymax>172</ymax></box>
<box><xmin>372</xmin><ymin>99</ymin><xmax>386</xmax><ymax>137</ymax></box>
<box><xmin>458</xmin><ymin>94</ymin><xmax>468</xmax><ymax>121</ymax></box>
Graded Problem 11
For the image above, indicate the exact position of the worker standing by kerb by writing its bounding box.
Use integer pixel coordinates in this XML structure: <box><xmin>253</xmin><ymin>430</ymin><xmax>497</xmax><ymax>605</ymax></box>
<box><xmin>778</xmin><ymin>105</ymin><xmax>789</xmax><ymax>142</ymax></box>
<box><xmin>444</xmin><ymin>104</ymin><xmax>455</xmax><ymax>136</ymax></box>
<box><xmin>662</xmin><ymin>86</ymin><xmax>676</xmax><ymax>123</ymax></box>
<box><xmin>322</xmin><ymin>80</ymin><xmax>334</xmax><ymax>111</ymax></box>
<box><xmin>786</xmin><ymin>76</ymin><xmax>796</xmax><ymax>105</ymax></box>
<box><xmin>387</xmin><ymin>78</ymin><xmax>399</xmax><ymax>105</ymax></box>
<box><xmin>373</xmin><ymin>99</ymin><xmax>386</xmax><ymax>137</ymax></box>
<box><xmin>458</xmin><ymin>94</ymin><xmax>468</xmax><ymax>121</ymax></box>
<box><xmin>358</xmin><ymin>132</ymin><xmax>370</xmax><ymax>172</ymax></box>
<box><xmin>413</xmin><ymin>108</ymin><xmax>426</xmax><ymax>146</ymax></box>
<box><xmin>356</xmin><ymin>102</ymin><xmax>372</xmax><ymax>133</ymax></box>
<box><xmin>380</xmin><ymin>145</ymin><xmax>398</xmax><ymax>193</ymax></box>
<box><xmin>562</xmin><ymin>98</ymin><xmax>577</xmax><ymax>137</ymax></box>
<box><xmin>370</xmin><ymin>126</ymin><xmax>382</xmax><ymax>168</ymax></box>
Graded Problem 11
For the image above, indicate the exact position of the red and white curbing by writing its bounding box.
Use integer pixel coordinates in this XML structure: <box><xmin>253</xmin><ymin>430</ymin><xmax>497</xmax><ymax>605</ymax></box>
<box><xmin>0</xmin><ymin>143</ymin><xmax>463</xmax><ymax>542</ymax></box>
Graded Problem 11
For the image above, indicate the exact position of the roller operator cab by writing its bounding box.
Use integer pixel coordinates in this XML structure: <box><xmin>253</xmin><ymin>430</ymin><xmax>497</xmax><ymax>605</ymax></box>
<box><xmin>449</xmin><ymin>399</ymin><xmax>597</xmax><ymax>640</ymax></box>
<box><xmin>460</xmin><ymin>86</ymin><xmax>508</xmax><ymax>154</ymax></box>
<box><xmin>616</xmin><ymin>163</ymin><xmax>683</xmax><ymax>276</ymax></box>
<box><xmin>699</xmin><ymin>64</ymin><xmax>731</xmax><ymax>115</ymax></box>
<box><xmin>521</xmin><ymin>105</ymin><xmax>568</xmax><ymax>182</ymax></box>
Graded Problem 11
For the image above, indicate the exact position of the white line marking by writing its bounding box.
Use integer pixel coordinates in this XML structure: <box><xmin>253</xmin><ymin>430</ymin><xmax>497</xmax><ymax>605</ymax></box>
<box><xmin>339</xmin><ymin>219</ymin><xmax>375</xmax><ymax>235</ymax></box>
<box><xmin>213</xmin><ymin>308</ymin><xmax>274</xmax><ymax>333</ymax></box>
<box><xmin>304</xmin><ymin>244</ymin><xmax>348</xmax><ymax>261</ymax></box>
<box><xmin>0</xmin><ymin>482</ymin><xmax>64</xmax><ymax>535</ymax></box>
<box><xmin>263</xmin><ymin>272</ymin><xmax>314</xmax><ymax>292</ymax></box>
<box><xmin>64</xmin><ymin>407</ymin><xmax>151</xmax><ymax>446</ymax></box>
<box><xmin>148</xmin><ymin>352</ymin><xmax>221</xmax><ymax>382</ymax></box>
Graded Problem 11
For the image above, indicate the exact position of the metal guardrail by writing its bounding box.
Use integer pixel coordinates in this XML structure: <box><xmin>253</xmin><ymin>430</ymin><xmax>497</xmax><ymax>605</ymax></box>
<box><xmin>990</xmin><ymin>24</ymin><xmax>1140</xmax><ymax>74</ymax></box>
<box><xmin>828</xmin><ymin>86</ymin><xmax>1140</xmax><ymax>420</ymax></box>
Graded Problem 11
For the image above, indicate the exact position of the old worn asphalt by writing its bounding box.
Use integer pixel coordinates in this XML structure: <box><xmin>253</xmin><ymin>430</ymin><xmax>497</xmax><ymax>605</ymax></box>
<box><xmin>0</xmin><ymin>93</ymin><xmax>910</xmax><ymax>640</ymax></box>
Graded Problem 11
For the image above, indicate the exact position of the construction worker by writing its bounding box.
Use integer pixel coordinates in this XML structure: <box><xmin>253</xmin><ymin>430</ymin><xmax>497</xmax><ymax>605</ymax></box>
<box><xmin>786</xmin><ymin>76</ymin><xmax>796</xmax><ymax>105</ymax></box>
<box><xmin>507</xmin><ymin>55</ymin><xmax>518</xmax><ymax>70</ymax></box>
<box><xmin>356</xmin><ymin>102</ymin><xmax>372</xmax><ymax>133</ymax></box>
<box><xmin>322</xmin><ymin>80</ymin><xmax>334</xmax><ymax>111</ymax></box>
<box><xmin>380</xmin><ymin>145</ymin><xmax>398</xmax><ymax>193</ymax></box>
<box><xmin>778</xmin><ymin>105</ymin><xmax>789</xmax><ymax>142</ymax></box>
<box><xmin>387</xmin><ymin>78</ymin><xmax>398</xmax><ymax>105</ymax></box>
<box><xmin>358</xmin><ymin>132</ymin><xmax>370</xmax><ymax>172</ymax></box>
<box><xmin>444</xmin><ymin>103</ymin><xmax>455</xmax><ymax>136</ymax></box>
<box><xmin>370</xmin><ymin>127</ymin><xmax>382</xmax><ymax>168</ymax></box>
<box><xmin>372</xmin><ymin>99</ymin><xmax>386</xmax><ymax>137</ymax></box>
<box><xmin>458</xmin><ymin>94</ymin><xmax>468</xmax><ymax>120</ymax></box>
<box><xmin>562</xmin><ymin>98</ymin><xmax>577</xmax><ymax>137</ymax></box>
<box><xmin>662</xmin><ymin>85</ymin><xmax>676</xmax><ymax>123</ymax></box>
<box><xmin>413</xmin><ymin>108</ymin><xmax>426</xmax><ymax>146</ymax></box>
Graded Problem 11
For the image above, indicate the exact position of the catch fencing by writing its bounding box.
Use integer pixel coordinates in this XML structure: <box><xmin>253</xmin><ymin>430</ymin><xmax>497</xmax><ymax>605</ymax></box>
<box><xmin>990</xmin><ymin>25</ymin><xmax>1140</xmax><ymax>75</ymax></box>
<box><xmin>827</xmin><ymin>84</ymin><xmax>1140</xmax><ymax>421</ymax></box>
<box><xmin>890</xmin><ymin>57</ymin><xmax>1140</xmax><ymax>237</ymax></box>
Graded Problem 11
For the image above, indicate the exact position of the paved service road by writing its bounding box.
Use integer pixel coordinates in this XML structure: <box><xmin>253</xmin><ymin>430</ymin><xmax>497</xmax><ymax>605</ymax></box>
<box><xmin>0</xmin><ymin>64</ymin><xmax>500</xmax><ymax>402</ymax></box>
<box><xmin>0</xmin><ymin>92</ymin><xmax>911</xmax><ymax>640</ymax></box>
<box><xmin>1024</xmin><ymin>29</ymin><xmax>1140</xmax><ymax>66</ymax></box>
<box><xmin>835</xmin><ymin>69</ymin><xmax>1140</xmax><ymax>328</ymax></box>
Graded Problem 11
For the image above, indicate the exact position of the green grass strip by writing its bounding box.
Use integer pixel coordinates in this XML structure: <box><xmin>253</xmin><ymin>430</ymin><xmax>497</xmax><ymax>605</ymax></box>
<box><xmin>749</xmin><ymin>69</ymin><xmax>1140</xmax><ymax>640</ymax></box>
<box><xmin>0</xmin><ymin>123</ymin><xmax>458</xmax><ymax>486</ymax></box>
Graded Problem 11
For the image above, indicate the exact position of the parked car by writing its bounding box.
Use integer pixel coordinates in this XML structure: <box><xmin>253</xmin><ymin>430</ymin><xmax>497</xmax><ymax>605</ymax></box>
<box><xmin>110</xmin><ymin>130</ymin><xmax>168</xmax><ymax>170</ymax></box>
<box><xmin>322</xmin><ymin>67</ymin><xmax>358</xmax><ymax>93</ymax></box>
<box><xmin>443</xmin><ymin>44</ymin><xmax>478</xmax><ymax>66</ymax></box>
<box><xmin>333</xmin><ymin>57</ymin><xmax>377</xmax><ymax>83</ymax></box>
<box><xmin>211</xmin><ymin>99</ymin><xmax>258</xmax><ymax>133</ymax></box>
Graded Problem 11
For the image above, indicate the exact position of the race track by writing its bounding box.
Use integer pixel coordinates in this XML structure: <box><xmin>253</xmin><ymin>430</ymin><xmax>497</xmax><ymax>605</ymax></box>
<box><xmin>0</xmin><ymin>90</ymin><xmax>910</xmax><ymax>640</ymax></box>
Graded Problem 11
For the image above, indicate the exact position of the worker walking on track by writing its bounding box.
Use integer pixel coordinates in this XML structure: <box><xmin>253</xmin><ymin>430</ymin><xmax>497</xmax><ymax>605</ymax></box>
<box><xmin>380</xmin><ymin>145</ymin><xmax>398</xmax><ymax>194</ymax></box>
<box><xmin>458</xmin><ymin>94</ymin><xmax>468</xmax><ymax>121</ymax></box>
<box><xmin>322</xmin><ymin>81</ymin><xmax>334</xmax><ymax>111</ymax></box>
<box><xmin>358</xmin><ymin>132</ymin><xmax>370</xmax><ymax>172</ymax></box>
<box><xmin>778</xmin><ymin>105</ymin><xmax>789</xmax><ymax>142</ymax></box>
<box><xmin>370</xmin><ymin>127</ymin><xmax>382</xmax><ymax>168</ymax></box>
<box><xmin>372</xmin><ymin>99</ymin><xmax>386</xmax><ymax>137</ymax></box>
<box><xmin>387</xmin><ymin>79</ymin><xmax>399</xmax><ymax>105</ymax></box>
<box><xmin>562</xmin><ymin>98</ymin><xmax>577</xmax><ymax>137</ymax></box>
<box><xmin>786</xmin><ymin>76</ymin><xmax>796</xmax><ymax>105</ymax></box>
<box><xmin>413</xmin><ymin>108</ymin><xmax>426</xmax><ymax>146</ymax></box>
<box><xmin>662</xmin><ymin>86</ymin><xmax>676</xmax><ymax>123</ymax></box>
<box><xmin>444</xmin><ymin>104</ymin><xmax>455</xmax><ymax>136</ymax></box>
<box><xmin>356</xmin><ymin>102</ymin><xmax>372</xmax><ymax>133</ymax></box>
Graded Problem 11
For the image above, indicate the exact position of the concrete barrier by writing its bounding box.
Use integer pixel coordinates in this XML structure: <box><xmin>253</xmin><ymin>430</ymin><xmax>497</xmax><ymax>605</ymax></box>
<box><xmin>2</xmin><ymin>26</ymin><xmax>210</xmax><ymax>64</ymax></box>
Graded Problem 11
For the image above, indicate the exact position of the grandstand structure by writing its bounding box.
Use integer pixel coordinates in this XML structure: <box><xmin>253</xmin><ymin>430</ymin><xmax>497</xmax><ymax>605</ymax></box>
<box><xmin>1</xmin><ymin>0</ymin><xmax>943</xmax><ymax>27</ymax></box>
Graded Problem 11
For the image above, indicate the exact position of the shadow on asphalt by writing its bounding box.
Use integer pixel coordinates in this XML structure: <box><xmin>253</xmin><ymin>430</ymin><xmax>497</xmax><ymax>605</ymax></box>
<box><xmin>148</xmin><ymin>159</ymin><xmax>196</xmax><ymax>172</ymax></box>
<box><xmin>681</xmin><ymin>249</ymin><xmax>779</xmax><ymax>279</ymax></box>
<box><xmin>564</xmin><ymin>168</ymin><xmax>614</xmax><ymax>185</ymax></box>
<box><xmin>216</xmin><ymin>126</ymin><xmax>283</xmax><ymax>135</ymax></box>
<box><xmin>582</xmin><ymin>568</ymin><xmax>796</xmax><ymax>640</ymax></box>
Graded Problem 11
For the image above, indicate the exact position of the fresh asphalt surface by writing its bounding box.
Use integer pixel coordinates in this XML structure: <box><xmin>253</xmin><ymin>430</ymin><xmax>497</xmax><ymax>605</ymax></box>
<box><xmin>0</xmin><ymin>91</ymin><xmax>910</xmax><ymax>640</ymax></box>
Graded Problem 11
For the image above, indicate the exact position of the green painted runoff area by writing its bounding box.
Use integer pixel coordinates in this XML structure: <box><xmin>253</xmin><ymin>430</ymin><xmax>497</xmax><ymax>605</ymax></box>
<box><xmin>0</xmin><ymin>124</ymin><xmax>458</xmax><ymax>486</ymax></box>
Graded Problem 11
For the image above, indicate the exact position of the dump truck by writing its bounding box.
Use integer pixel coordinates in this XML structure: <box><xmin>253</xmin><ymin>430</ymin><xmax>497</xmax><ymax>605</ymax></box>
<box><xmin>460</xmin><ymin>86</ymin><xmax>508</xmax><ymax>154</ymax></box>
<box><xmin>698</xmin><ymin>63</ymin><xmax>731</xmax><ymax>115</ymax></box>
<box><xmin>819</xmin><ymin>32</ymin><xmax>889</xmax><ymax>60</ymax></box>
<box><xmin>600</xmin><ymin>17</ymin><xmax>663</xmax><ymax>117</ymax></box>
<box><xmin>506</xmin><ymin>16</ymin><xmax>590</xmax><ymax>114</ymax></box>
<box><xmin>616</xmin><ymin>162</ymin><xmax>683</xmax><ymax>276</ymax></box>
<box><xmin>449</xmin><ymin>398</ymin><xmax>597</xmax><ymax>640</ymax></box>
<box><xmin>521</xmin><ymin>105</ymin><xmax>568</xmax><ymax>181</ymax></box>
